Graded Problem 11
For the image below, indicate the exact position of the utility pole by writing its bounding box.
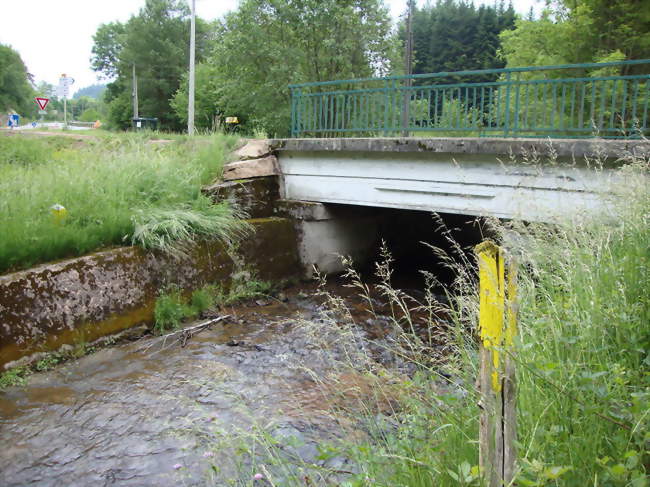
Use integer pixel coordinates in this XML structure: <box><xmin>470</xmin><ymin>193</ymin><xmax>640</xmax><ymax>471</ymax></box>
<box><xmin>401</xmin><ymin>0</ymin><xmax>415</xmax><ymax>137</ymax></box>
<box><xmin>188</xmin><ymin>0</ymin><xmax>196</xmax><ymax>135</ymax></box>
<box><xmin>132</xmin><ymin>63</ymin><xmax>139</xmax><ymax>119</ymax></box>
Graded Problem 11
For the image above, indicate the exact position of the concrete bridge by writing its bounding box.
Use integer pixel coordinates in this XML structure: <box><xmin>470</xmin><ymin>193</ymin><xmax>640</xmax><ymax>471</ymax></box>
<box><xmin>220</xmin><ymin>137</ymin><xmax>649</xmax><ymax>274</ymax></box>
<box><xmin>271</xmin><ymin>137</ymin><xmax>649</xmax><ymax>222</ymax></box>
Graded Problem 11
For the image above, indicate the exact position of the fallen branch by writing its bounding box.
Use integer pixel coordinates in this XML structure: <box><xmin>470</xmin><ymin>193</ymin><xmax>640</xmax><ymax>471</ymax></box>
<box><xmin>138</xmin><ymin>315</ymin><xmax>231</xmax><ymax>354</ymax></box>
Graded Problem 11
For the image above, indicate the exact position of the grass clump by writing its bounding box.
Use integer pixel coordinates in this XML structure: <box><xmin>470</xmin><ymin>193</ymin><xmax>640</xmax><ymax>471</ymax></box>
<box><xmin>153</xmin><ymin>284</ymin><xmax>222</xmax><ymax>334</ymax></box>
<box><xmin>154</xmin><ymin>288</ymin><xmax>193</xmax><ymax>334</ymax></box>
<box><xmin>214</xmin><ymin>276</ymin><xmax>275</xmax><ymax>306</ymax></box>
<box><xmin>0</xmin><ymin>135</ymin><xmax>74</xmax><ymax>165</ymax></box>
<box><xmin>0</xmin><ymin>366</ymin><xmax>29</xmax><ymax>389</ymax></box>
<box><xmin>0</xmin><ymin>133</ymin><xmax>246</xmax><ymax>274</ymax></box>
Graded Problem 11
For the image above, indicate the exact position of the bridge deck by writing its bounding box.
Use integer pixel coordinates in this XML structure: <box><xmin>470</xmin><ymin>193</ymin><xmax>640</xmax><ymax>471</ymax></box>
<box><xmin>271</xmin><ymin>137</ymin><xmax>649</xmax><ymax>222</ymax></box>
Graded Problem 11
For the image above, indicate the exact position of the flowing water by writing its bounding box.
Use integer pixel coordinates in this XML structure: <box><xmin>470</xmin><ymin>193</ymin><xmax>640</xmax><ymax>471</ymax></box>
<box><xmin>0</xmin><ymin>282</ymin><xmax>401</xmax><ymax>486</ymax></box>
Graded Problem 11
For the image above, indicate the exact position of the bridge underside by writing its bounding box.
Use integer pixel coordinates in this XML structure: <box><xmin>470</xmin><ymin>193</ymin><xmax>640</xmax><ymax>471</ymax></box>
<box><xmin>273</xmin><ymin>137</ymin><xmax>648</xmax><ymax>223</ymax></box>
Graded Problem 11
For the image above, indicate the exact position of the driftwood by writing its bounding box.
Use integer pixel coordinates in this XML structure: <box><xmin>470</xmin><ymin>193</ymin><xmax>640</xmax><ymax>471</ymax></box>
<box><xmin>137</xmin><ymin>315</ymin><xmax>231</xmax><ymax>354</ymax></box>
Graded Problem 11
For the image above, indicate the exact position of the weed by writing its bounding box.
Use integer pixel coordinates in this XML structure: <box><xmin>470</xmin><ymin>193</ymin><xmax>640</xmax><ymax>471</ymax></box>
<box><xmin>213</xmin><ymin>277</ymin><xmax>275</xmax><ymax>306</ymax></box>
<box><xmin>34</xmin><ymin>354</ymin><xmax>63</xmax><ymax>371</ymax></box>
<box><xmin>154</xmin><ymin>287</ymin><xmax>193</xmax><ymax>334</ymax></box>
<box><xmin>0</xmin><ymin>366</ymin><xmax>29</xmax><ymax>389</ymax></box>
<box><xmin>190</xmin><ymin>285</ymin><xmax>217</xmax><ymax>314</ymax></box>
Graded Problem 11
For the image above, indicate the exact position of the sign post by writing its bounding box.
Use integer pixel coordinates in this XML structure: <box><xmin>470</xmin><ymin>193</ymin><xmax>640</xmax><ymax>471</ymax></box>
<box><xmin>35</xmin><ymin>98</ymin><xmax>49</xmax><ymax>125</ymax></box>
<box><xmin>57</xmin><ymin>74</ymin><xmax>74</xmax><ymax>127</ymax></box>
<box><xmin>35</xmin><ymin>97</ymin><xmax>49</xmax><ymax>111</ymax></box>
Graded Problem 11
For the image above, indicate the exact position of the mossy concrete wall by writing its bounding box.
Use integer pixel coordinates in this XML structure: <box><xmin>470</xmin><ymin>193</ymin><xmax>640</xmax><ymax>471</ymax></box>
<box><xmin>0</xmin><ymin>218</ymin><xmax>300</xmax><ymax>369</ymax></box>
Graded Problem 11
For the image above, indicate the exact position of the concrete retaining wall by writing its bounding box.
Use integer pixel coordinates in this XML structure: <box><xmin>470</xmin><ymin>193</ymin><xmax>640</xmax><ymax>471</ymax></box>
<box><xmin>0</xmin><ymin>218</ymin><xmax>300</xmax><ymax>369</ymax></box>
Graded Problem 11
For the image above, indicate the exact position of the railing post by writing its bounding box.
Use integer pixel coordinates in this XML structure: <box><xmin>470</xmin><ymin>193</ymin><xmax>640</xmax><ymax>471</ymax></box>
<box><xmin>401</xmin><ymin>77</ymin><xmax>411</xmax><ymax>137</ymax></box>
<box><xmin>290</xmin><ymin>87</ymin><xmax>297</xmax><ymax>137</ymax></box>
<box><xmin>475</xmin><ymin>241</ymin><xmax>518</xmax><ymax>486</ymax></box>
<box><xmin>383</xmin><ymin>79</ymin><xmax>390</xmax><ymax>136</ymax></box>
<box><xmin>504</xmin><ymin>71</ymin><xmax>512</xmax><ymax>137</ymax></box>
<box><xmin>513</xmin><ymin>74</ymin><xmax>521</xmax><ymax>136</ymax></box>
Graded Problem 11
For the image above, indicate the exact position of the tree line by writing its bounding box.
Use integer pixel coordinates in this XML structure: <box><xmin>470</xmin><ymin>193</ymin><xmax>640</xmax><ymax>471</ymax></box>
<box><xmin>2</xmin><ymin>0</ymin><xmax>647</xmax><ymax>135</ymax></box>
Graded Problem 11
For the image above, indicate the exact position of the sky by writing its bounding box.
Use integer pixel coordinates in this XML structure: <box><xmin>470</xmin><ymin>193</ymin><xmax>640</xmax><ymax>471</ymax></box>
<box><xmin>0</xmin><ymin>0</ymin><xmax>542</xmax><ymax>96</ymax></box>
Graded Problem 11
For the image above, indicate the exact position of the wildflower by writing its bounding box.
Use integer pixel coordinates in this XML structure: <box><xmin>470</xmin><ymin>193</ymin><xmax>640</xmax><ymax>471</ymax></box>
<box><xmin>173</xmin><ymin>463</ymin><xmax>183</xmax><ymax>470</ymax></box>
<box><xmin>253</xmin><ymin>473</ymin><xmax>264</xmax><ymax>480</ymax></box>
<box><xmin>203</xmin><ymin>451</ymin><xmax>214</xmax><ymax>458</ymax></box>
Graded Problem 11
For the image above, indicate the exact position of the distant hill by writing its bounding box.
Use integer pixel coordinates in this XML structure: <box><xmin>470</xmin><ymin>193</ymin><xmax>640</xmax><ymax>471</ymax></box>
<box><xmin>73</xmin><ymin>84</ymin><xmax>107</xmax><ymax>100</ymax></box>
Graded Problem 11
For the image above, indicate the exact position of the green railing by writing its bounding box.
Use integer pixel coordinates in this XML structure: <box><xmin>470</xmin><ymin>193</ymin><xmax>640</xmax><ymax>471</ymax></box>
<box><xmin>289</xmin><ymin>60</ymin><xmax>650</xmax><ymax>138</ymax></box>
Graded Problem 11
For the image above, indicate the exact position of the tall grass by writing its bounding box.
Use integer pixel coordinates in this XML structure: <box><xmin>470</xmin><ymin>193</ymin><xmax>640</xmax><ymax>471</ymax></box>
<box><xmin>354</xmin><ymin>161</ymin><xmax>649</xmax><ymax>486</ymax></box>
<box><xmin>0</xmin><ymin>133</ymin><xmax>245</xmax><ymax>273</ymax></box>
<box><xmin>208</xmin><ymin>159</ymin><xmax>648</xmax><ymax>486</ymax></box>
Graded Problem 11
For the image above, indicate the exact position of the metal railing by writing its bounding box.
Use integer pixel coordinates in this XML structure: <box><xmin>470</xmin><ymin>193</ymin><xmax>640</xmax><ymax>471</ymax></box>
<box><xmin>289</xmin><ymin>60</ymin><xmax>650</xmax><ymax>138</ymax></box>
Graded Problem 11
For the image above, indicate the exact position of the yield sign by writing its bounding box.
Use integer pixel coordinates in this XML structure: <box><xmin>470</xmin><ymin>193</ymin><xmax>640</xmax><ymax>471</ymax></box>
<box><xmin>35</xmin><ymin>97</ymin><xmax>50</xmax><ymax>110</ymax></box>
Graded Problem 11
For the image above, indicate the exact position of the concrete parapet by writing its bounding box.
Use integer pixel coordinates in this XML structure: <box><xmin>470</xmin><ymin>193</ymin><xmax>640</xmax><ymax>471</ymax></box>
<box><xmin>271</xmin><ymin>137</ymin><xmax>650</xmax><ymax>162</ymax></box>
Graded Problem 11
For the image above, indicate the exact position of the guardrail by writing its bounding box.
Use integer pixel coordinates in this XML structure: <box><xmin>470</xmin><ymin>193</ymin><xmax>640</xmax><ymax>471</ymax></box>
<box><xmin>289</xmin><ymin>60</ymin><xmax>650</xmax><ymax>138</ymax></box>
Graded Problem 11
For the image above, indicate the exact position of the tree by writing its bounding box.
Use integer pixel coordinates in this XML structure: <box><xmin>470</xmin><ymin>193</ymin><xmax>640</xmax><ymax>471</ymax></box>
<box><xmin>172</xmin><ymin>0</ymin><xmax>398</xmax><ymax>136</ymax></box>
<box><xmin>0</xmin><ymin>43</ymin><xmax>36</xmax><ymax>116</ymax></box>
<box><xmin>73</xmin><ymin>84</ymin><xmax>107</xmax><ymax>100</ymax></box>
<box><xmin>91</xmin><ymin>0</ymin><xmax>214</xmax><ymax>130</ymax></box>
<box><xmin>403</xmin><ymin>0</ymin><xmax>516</xmax><ymax>82</ymax></box>
<box><xmin>499</xmin><ymin>0</ymin><xmax>650</xmax><ymax>69</ymax></box>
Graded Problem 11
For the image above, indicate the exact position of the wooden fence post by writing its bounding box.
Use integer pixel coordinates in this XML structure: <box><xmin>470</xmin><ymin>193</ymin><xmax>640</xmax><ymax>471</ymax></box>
<box><xmin>475</xmin><ymin>241</ymin><xmax>518</xmax><ymax>486</ymax></box>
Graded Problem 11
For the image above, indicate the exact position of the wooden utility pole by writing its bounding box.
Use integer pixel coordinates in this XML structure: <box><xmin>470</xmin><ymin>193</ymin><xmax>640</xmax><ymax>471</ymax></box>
<box><xmin>401</xmin><ymin>0</ymin><xmax>414</xmax><ymax>137</ymax></box>
<box><xmin>188</xmin><ymin>0</ymin><xmax>196</xmax><ymax>135</ymax></box>
<box><xmin>132</xmin><ymin>64</ymin><xmax>139</xmax><ymax>119</ymax></box>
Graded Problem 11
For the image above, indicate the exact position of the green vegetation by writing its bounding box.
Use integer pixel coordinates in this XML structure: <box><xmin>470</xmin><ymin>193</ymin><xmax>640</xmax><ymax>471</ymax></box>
<box><xmin>0</xmin><ymin>366</ymin><xmax>29</xmax><ymax>389</ymax></box>
<box><xmin>500</xmin><ymin>0</ymin><xmax>650</xmax><ymax>68</ymax></box>
<box><xmin>154</xmin><ymin>287</ymin><xmax>196</xmax><ymax>333</ymax></box>
<box><xmin>91</xmin><ymin>0</ymin><xmax>213</xmax><ymax>130</ymax></box>
<box><xmin>0</xmin><ymin>132</ymin><xmax>247</xmax><ymax>274</ymax></box>
<box><xmin>176</xmin><ymin>0</ymin><xmax>397</xmax><ymax>136</ymax></box>
<box><xmin>407</xmin><ymin>0</ymin><xmax>516</xmax><ymax>77</ymax></box>
<box><xmin>0</xmin><ymin>43</ymin><xmax>37</xmax><ymax>118</ymax></box>
<box><xmin>0</xmin><ymin>341</ymin><xmax>104</xmax><ymax>391</ymax></box>
<box><xmin>153</xmin><ymin>277</ymin><xmax>274</xmax><ymax>334</ymax></box>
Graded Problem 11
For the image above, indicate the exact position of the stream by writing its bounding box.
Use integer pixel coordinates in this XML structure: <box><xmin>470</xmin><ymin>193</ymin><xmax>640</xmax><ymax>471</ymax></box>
<box><xmin>0</xmin><ymin>282</ymin><xmax>411</xmax><ymax>486</ymax></box>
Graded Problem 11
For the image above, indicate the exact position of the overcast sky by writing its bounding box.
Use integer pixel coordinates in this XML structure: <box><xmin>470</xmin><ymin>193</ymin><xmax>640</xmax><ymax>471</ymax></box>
<box><xmin>0</xmin><ymin>0</ymin><xmax>541</xmax><ymax>96</ymax></box>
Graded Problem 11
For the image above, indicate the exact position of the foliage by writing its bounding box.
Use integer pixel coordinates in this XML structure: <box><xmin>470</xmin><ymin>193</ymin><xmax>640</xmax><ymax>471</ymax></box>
<box><xmin>91</xmin><ymin>0</ymin><xmax>215</xmax><ymax>130</ymax></box>
<box><xmin>405</xmin><ymin>0</ymin><xmax>516</xmax><ymax>80</ymax></box>
<box><xmin>0</xmin><ymin>366</ymin><xmax>29</xmax><ymax>389</ymax></box>
<box><xmin>499</xmin><ymin>0</ymin><xmax>650</xmax><ymax>69</ymax></box>
<box><xmin>213</xmin><ymin>276</ymin><xmax>275</xmax><ymax>306</ymax></box>
<box><xmin>348</xmin><ymin>161</ymin><xmax>649</xmax><ymax>485</ymax></box>
<box><xmin>0</xmin><ymin>43</ymin><xmax>36</xmax><ymax>117</ymax></box>
<box><xmin>0</xmin><ymin>135</ymin><xmax>74</xmax><ymax>165</ymax></box>
<box><xmin>0</xmin><ymin>132</ymin><xmax>242</xmax><ymax>274</ymax></box>
<box><xmin>130</xmin><ymin>199</ymin><xmax>250</xmax><ymax>257</ymax></box>
<box><xmin>73</xmin><ymin>84</ymin><xmax>107</xmax><ymax>100</ymax></box>
<box><xmin>189</xmin><ymin>285</ymin><xmax>217</xmax><ymax>314</ymax></box>
<box><xmin>153</xmin><ymin>281</ymin><xmax>258</xmax><ymax>334</ymax></box>
<box><xmin>172</xmin><ymin>0</ymin><xmax>398</xmax><ymax>136</ymax></box>
<box><xmin>154</xmin><ymin>287</ymin><xmax>193</xmax><ymax>333</ymax></box>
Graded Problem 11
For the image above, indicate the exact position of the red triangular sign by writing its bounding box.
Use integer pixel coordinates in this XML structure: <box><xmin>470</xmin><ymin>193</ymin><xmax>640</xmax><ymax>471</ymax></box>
<box><xmin>35</xmin><ymin>97</ymin><xmax>49</xmax><ymax>110</ymax></box>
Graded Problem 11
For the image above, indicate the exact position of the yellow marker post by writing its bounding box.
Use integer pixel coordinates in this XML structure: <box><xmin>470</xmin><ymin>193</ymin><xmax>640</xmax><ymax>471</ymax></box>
<box><xmin>50</xmin><ymin>204</ymin><xmax>67</xmax><ymax>225</ymax></box>
<box><xmin>475</xmin><ymin>240</ymin><xmax>517</xmax><ymax>486</ymax></box>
